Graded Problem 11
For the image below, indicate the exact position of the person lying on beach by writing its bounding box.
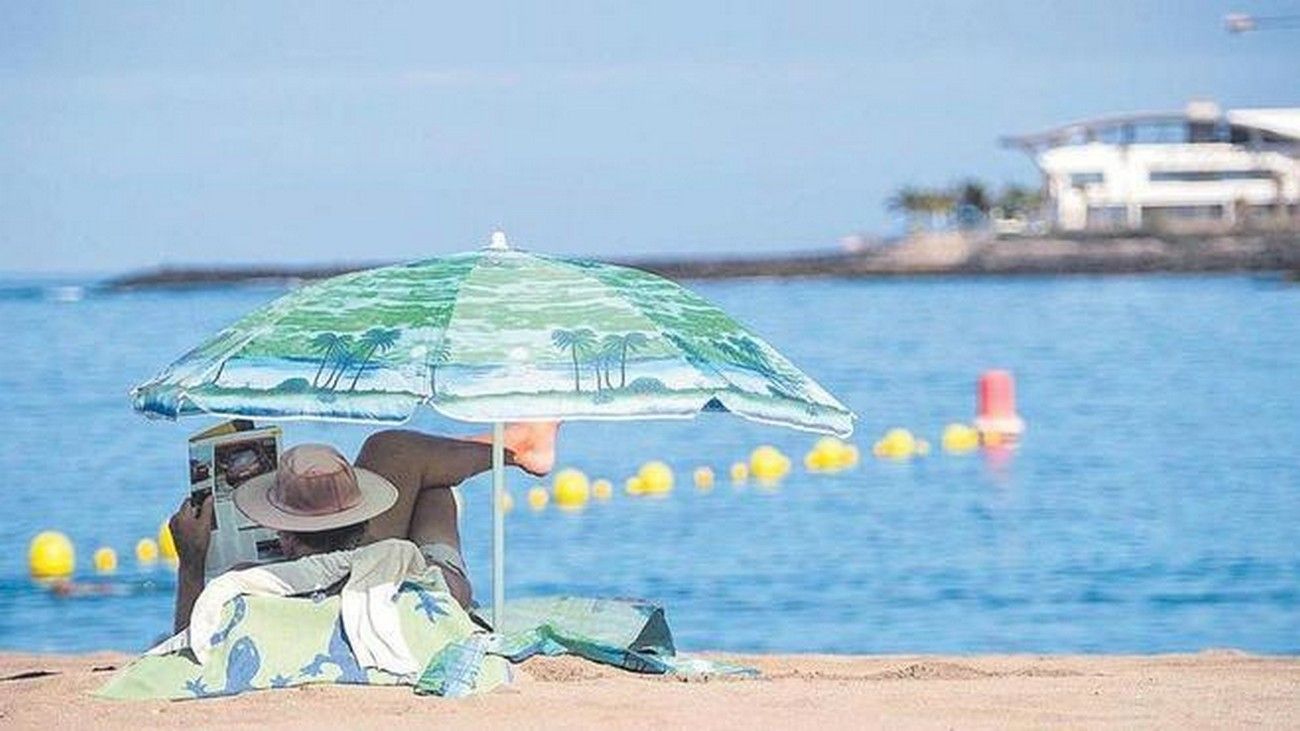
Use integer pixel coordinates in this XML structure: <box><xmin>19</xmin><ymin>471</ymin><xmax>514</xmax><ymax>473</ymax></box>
<box><xmin>167</xmin><ymin>423</ymin><xmax>559</xmax><ymax>634</ymax></box>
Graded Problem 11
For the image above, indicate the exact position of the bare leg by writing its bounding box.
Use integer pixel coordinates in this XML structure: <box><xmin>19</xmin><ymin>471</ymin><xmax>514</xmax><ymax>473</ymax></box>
<box><xmin>355</xmin><ymin>424</ymin><xmax>558</xmax><ymax>609</ymax></box>
<box><xmin>356</xmin><ymin>424</ymin><xmax>559</xmax><ymax>543</ymax></box>
<box><xmin>407</xmin><ymin>488</ymin><xmax>472</xmax><ymax>606</ymax></box>
<box><xmin>465</xmin><ymin>422</ymin><xmax>560</xmax><ymax>476</ymax></box>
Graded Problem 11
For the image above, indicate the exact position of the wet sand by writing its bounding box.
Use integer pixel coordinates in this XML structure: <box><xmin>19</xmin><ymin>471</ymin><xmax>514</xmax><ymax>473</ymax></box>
<box><xmin>2</xmin><ymin>651</ymin><xmax>1297</xmax><ymax>729</ymax></box>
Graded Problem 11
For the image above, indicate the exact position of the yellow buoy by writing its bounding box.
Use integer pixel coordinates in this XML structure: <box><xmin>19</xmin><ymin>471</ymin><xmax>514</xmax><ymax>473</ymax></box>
<box><xmin>498</xmin><ymin>490</ymin><xmax>515</xmax><ymax>513</ymax></box>
<box><xmin>158</xmin><ymin>520</ymin><xmax>178</xmax><ymax>561</ymax></box>
<box><xmin>749</xmin><ymin>445</ymin><xmax>791</xmax><ymax>482</ymax></box>
<box><xmin>526</xmin><ymin>486</ymin><xmax>549</xmax><ymax>511</ymax></box>
<box><xmin>592</xmin><ymin>479</ymin><xmax>614</xmax><ymax>501</ymax></box>
<box><xmin>693</xmin><ymin>466</ymin><xmax>715</xmax><ymax>490</ymax></box>
<box><xmin>815</xmin><ymin>437</ymin><xmax>847</xmax><ymax>463</ymax></box>
<box><xmin>552</xmin><ymin>468</ymin><xmax>590</xmax><ymax>510</ymax></box>
<box><xmin>93</xmin><ymin>546</ymin><xmax>118</xmax><ymax>574</ymax></box>
<box><xmin>941</xmin><ymin>423</ymin><xmax>980</xmax><ymax>454</ymax></box>
<box><xmin>729</xmin><ymin>461</ymin><xmax>749</xmax><ymax>483</ymax></box>
<box><xmin>806</xmin><ymin>437</ymin><xmax>857</xmax><ymax>472</ymax></box>
<box><xmin>873</xmin><ymin>428</ymin><xmax>917</xmax><ymax>460</ymax></box>
<box><xmin>28</xmin><ymin>531</ymin><xmax>75</xmax><ymax>579</ymax></box>
<box><xmin>637</xmin><ymin>461</ymin><xmax>674</xmax><ymax>494</ymax></box>
<box><xmin>625</xmin><ymin>475</ymin><xmax>646</xmax><ymax>496</ymax></box>
<box><xmin>135</xmin><ymin>537</ymin><xmax>160</xmax><ymax>564</ymax></box>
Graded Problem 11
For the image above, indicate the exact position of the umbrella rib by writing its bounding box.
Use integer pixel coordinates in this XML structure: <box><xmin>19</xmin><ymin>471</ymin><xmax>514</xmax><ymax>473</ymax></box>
<box><xmin>428</xmin><ymin>250</ymin><xmax>490</xmax><ymax>407</ymax></box>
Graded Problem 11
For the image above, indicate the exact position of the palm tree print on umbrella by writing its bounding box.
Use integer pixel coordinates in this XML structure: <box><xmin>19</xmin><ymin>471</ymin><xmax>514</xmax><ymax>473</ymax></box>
<box><xmin>425</xmin><ymin>338</ymin><xmax>451</xmax><ymax>396</ymax></box>
<box><xmin>347</xmin><ymin>327</ymin><xmax>402</xmax><ymax>391</ymax></box>
<box><xmin>321</xmin><ymin>335</ymin><xmax>356</xmax><ymax>391</ymax></box>
<box><xmin>611</xmin><ymin>332</ymin><xmax>649</xmax><ymax>388</ymax></box>
<box><xmin>598</xmin><ymin>335</ymin><xmax>620</xmax><ymax>390</ymax></box>
<box><xmin>309</xmin><ymin>333</ymin><xmax>343</xmax><ymax>387</ymax></box>
<box><xmin>551</xmin><ymin>328</ymin><xmax>597</xmax><ymax>392</ymax></box>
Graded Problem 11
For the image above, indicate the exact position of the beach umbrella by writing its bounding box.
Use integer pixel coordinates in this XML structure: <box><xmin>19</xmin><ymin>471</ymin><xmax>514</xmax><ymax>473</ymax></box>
<box><xmin>132</xmin><ymin>232</ymin><xmax>855</xmax><ymax>625</ymax></box>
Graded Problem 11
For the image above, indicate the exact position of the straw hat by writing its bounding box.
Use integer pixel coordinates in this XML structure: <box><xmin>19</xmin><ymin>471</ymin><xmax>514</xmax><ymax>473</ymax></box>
<box><xmin>234</xmin><ymin>444</ymin><xmax>398</xmax><ymax>532</ymax></box>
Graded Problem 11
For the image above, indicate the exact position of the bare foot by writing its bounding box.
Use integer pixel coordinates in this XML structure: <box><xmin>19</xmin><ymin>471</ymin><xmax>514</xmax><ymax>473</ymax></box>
<box><xmin>469</xmin><ymin>421</ymin><xmax>560</xmax><ymax>477</ymax></box>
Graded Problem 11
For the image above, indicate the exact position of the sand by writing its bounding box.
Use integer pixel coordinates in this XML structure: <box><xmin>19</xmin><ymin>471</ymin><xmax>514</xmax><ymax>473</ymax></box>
<box><xmin>2</xmin><ymin>651</ymin><xmax>1298</xmax><ymax>729</ymax></box>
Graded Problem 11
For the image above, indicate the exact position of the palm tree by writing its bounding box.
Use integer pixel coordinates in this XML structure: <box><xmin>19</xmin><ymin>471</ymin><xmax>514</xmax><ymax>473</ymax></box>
<box><xmin>919</xmin><ymin>189</ymin><xmax>957</xmax><ymax>229</ymax></box>
<box><xmin>309</xmin><ymin>332</ymin><xmax>341</xmax><ymax>387</ymax></box>
<box><xmin>348</xmin><ymin>327</ymin><xmax>402</xmax><ymax>391</ymax></box>
<box><xmin>887</xmin><ymin>186</ymin><xmax>957</xmax><ymax>231</ymax></box>
<box><xmin>590</xmin><ymin>353</ymin><xmax>604</xmax><ymax>393</ymax></box>
<box><xmin>426</xmin><ymin>338</ymin><xmax>451</xmax><ymax>396</ymax></box>
<box><xmin>955</xmin><ymin>179</ymin><xmax>991</xmax><ymax>229</ymax></box>
<box><xmin>956</xmin><ymin>179</ymin><xmax>991</xmax><ymax>214</ymax></box>
<box><xmin>323</xmin><ymin>335</ymin><xmax>356</xmax><ymax>390</ymax></box>
<box><xmin>599</xmin><ymin>335</ymin><xmax>621</xmax><ymax>390</ymax></box>
<box><xmin>995</xmin><ymin>184</ymin><xmax>1044</xmax><ymax>219</ymax></box>
<box><xmin>551</xmin><ymin>328</ymin><xmax>597</xmax><ymax>392</ymax></box>
<box><xmin>887</xmin><ymin>186</ymin><xmax>926</xmax><ymax>231</ymax></box>
<box><xmin>614</xmin><ymin>332</ymin><xmax>650</xmax><ymax>388</ymax></box>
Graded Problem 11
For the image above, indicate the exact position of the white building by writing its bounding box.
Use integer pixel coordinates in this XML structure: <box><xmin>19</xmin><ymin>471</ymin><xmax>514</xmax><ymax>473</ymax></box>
<box><xmin>1004</xmin><ymin>101</ymin><xmax>1300</xmax><ymax>232</ymax></box>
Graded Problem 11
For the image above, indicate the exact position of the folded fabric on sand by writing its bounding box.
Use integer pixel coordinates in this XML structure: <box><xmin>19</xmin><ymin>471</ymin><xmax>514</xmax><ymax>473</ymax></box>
<box><xmin>96</xmin><ymin>559</ymin><xmax>753</xmax><ymax>700</ymax></box>
<box><xmin>415</xmin><ymin>597</ymin><xmax>758</xmax><ymax>697</ymax></box>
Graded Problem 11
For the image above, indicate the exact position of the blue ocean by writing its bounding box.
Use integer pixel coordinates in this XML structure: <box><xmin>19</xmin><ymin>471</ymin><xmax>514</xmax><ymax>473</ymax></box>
<box><xmin>1</xmin><ymin>274</ymin><xmax>1297</xmax><ymax>654</ymax></box>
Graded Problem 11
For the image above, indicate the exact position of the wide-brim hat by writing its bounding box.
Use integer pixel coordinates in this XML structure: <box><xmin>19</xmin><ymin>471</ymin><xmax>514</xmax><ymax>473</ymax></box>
<box><xmin>233</xmin><ymin>444</ymin><xmax>399</xmax><ymax>532</ymax></box>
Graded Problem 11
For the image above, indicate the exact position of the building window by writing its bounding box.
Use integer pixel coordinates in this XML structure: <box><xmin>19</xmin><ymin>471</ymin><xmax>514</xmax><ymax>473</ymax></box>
<box><xmin>1142</xmin><ymin>205</ymin><xmax>1225</xmax><ymax>221</ymax></box>
<box><xmin>1129</xmin><ymin>122</ymin><xmax>1188</xmax><ymax>144</ymax></box>
<box><xmin>1149</xmin><ymin>170</ymin><xmax>1274</xmax><ymax>182</ymax></box>
<box><xmin>1086</xmin><ymin>206</ymin><xmax>1127</xmax><ymax>229</ymax></box>
<box><xmin>1070</xmin><ymin>172</ymin><xmax>1105</xmax><ymax>187</ymax></box>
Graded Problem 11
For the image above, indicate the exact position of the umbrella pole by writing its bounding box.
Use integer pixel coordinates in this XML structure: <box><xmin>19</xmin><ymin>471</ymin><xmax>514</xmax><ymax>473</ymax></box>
<box><xmin>491</xmin><ymin>421</ymin><xmax>505</xmax><ymax>630</ymax></box>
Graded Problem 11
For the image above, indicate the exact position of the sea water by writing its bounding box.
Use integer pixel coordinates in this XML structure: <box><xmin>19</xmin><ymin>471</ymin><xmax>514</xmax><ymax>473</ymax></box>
<box><xmin>0</xmin><ymin>274</ymin><xmax>1297</xmax><ymax>654</ymax></box>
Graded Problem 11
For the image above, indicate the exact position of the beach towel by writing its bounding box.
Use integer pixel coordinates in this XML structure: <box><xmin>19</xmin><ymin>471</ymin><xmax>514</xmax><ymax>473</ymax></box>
<box><xmin>97</xmin><ymin>591</ymin><xmax>755</xmax><ymax>701</ymax></box>
<box><xmin>96</xmin><ymin>567</ymin><xmax>506</xmax><ymax>700</ymax></box>
<box><xmin>146</xmin><ymin>538</ymin><xmax>431</xmax><ymax>675</ymax></box>
<box><xmin>415</xmin><ymin>597</ymin><xmax>757</xmax><ymax>696</ymax></box>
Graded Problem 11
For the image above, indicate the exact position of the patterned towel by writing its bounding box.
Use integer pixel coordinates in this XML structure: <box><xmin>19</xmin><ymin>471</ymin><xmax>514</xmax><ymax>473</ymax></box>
<box><xmin>96</xmin><ymin>577</ymin><xmax>509</xmax><ymax>701</ymax></box>
<box><xmin>97</xmin><ymin>592</ymin><xmax>754</xmax><ymax>701</ymax></box>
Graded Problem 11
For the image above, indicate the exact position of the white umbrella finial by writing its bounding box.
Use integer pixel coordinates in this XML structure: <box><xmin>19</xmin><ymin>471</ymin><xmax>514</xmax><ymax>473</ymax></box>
<box><xmin>488</xmin><ymin>230</ymin><xmax>510</xmax><ymax>250</ymax></box>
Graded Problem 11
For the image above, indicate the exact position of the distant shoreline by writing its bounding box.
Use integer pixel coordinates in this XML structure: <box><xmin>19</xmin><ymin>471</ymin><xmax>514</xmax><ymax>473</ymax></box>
<box><xmin>102</xmin><ymin>233</ymin><xmax>1300</xmax><ymax>290</ymax></box>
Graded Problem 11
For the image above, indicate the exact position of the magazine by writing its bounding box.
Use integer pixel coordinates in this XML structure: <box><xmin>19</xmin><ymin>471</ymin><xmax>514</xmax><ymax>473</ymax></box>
<box><xmin>188</xmin><ymin>419</ymin><xmax>286</xmax><ymax>577</ymax></box>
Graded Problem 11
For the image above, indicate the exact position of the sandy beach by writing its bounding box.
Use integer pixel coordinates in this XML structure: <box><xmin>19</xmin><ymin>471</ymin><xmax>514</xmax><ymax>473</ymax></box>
<box><xmin>2</xmin><ymin>651</ymin><xmax>1297</xmax><ymax>729</ymax></box>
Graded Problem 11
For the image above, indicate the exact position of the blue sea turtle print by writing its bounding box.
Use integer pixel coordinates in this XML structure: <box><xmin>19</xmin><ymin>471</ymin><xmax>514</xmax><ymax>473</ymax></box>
<box><xmin>185</xmin><ymin>636</ymin><xmax>262</xmax><ymax>698</ymax></box>
<box><xmin>411</xmin><ymin>584</ymin><xmax>449</xmax><ymax>622</ymax></box>
<box><xmin>208</xmin><ymin>596</ymin><xmax>247</xmax><ymax>647</ymax></box>
<box><xmin>299</xmin><ymin>618</ymin><xmax>368</xmax><ymax>684</ymax></box>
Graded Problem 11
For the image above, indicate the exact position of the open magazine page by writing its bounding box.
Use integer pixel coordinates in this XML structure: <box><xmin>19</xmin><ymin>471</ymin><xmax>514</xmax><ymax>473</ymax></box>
<box><xmin>188</xmin><ymin>420</ymin><xmax>285</xmax><ymax>576</ymax></box>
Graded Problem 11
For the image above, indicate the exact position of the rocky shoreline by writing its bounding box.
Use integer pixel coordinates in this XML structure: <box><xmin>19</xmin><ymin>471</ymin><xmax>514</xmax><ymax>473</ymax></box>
<box><xmin>104</xmin><ymin>233</ymin><xmax>1300</xmax><ymax>290</ymax></box>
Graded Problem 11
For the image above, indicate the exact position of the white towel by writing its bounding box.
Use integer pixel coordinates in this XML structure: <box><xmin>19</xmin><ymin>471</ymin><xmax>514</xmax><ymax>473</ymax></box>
<box><xmin>148</xmin><ymin>538</ymin><xmax>431</xmax><ymax>676</ymax></box>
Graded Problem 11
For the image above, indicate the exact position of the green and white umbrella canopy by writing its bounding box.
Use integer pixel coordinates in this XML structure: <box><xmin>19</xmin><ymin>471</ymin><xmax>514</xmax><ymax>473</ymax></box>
<box><xmin>132</xmin><ymin>236</ymin><xmax>855</xmax><ymax>437</ymax></box>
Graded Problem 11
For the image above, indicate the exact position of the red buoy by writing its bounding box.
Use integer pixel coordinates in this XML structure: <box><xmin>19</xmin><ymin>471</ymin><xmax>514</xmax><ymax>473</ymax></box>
<box><xmin>975</xmin><ymin>370</ymin><xmax>1025</xmax><ymax>442</ymax></box>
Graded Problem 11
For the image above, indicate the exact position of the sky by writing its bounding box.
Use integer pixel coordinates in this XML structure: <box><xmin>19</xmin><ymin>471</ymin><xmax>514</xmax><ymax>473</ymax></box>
<box><xmin>1</xmin><ymin>1</ymin><xmax>1297</xmax><ymax>274</ymax></box>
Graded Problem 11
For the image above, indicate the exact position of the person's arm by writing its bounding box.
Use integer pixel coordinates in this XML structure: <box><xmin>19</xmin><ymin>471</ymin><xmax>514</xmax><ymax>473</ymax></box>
<box><xmin>169</xmin><ymin>494</ymin><xmax>213</xmax><ymax>633</ymax></box>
